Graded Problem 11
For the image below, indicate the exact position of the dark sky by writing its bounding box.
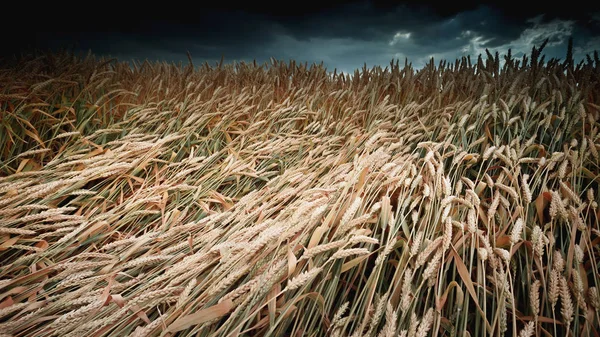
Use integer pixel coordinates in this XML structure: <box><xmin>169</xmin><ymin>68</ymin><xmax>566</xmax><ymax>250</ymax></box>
<box><xmin>3</xmin><ymin>1</ymin><xmax>600</xmax><ymax>71</ymax></box>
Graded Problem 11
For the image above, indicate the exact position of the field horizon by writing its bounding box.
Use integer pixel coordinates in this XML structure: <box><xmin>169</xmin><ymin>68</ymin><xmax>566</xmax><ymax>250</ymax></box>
<box><xmin>0</xmin><ymin>43</ymin><xmax>599</xmax><ymax>337</ymax></box>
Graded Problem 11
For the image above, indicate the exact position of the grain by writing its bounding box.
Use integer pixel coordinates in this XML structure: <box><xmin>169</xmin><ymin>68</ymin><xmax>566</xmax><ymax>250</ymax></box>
<box><xmin>560</xmin><ymin>277</ymin><xmax>574</xmax><ymax>328</ymax></box>
<box><xmin>0</xmin><ymin>46</ymin><xmax>597</xmax><ymax>337</ymax></box>
<box><xmin>518</xmin><ymin>321</ymin><xmax>535</xmax><ymax>337</ymax></box>
<box><xmin>286</xmin><ymin>267</ymin><xmax>323</xmax><ymax>291</ymax></box>
<box><xmin>530</xmin><ymin>280</ymin><xmax>540</xmax><ymax>320</ymax></box>
<box><xmin>415</xmin><ymin>308</ymin><xmax>434</xmax><ymax>337</ymax></box>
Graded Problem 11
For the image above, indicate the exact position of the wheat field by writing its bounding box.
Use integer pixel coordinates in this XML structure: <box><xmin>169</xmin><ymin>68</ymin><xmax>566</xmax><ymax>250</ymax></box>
<box><xmin>0</xmin><ymin>44</ymin><xmax>599</xmax><ymax>337</ymax></box>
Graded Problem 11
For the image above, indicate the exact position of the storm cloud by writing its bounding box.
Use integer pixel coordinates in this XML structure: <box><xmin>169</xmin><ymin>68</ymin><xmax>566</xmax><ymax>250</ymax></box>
<box><xmin>4</xmin><ymin>1</ymin><xmax>600</xmax><ymax>71</ymax></box>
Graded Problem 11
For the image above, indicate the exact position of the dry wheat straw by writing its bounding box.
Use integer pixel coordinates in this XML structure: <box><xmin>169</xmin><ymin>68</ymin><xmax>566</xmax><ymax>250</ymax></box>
<box><xmin>0</xmin><ymin>47</ymin><xmax>598</xmax><ymax>337</ymax></box>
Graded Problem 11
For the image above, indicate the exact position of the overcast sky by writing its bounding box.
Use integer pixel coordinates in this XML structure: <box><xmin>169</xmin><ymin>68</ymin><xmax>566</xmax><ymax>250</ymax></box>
<box><xmin>3</xmin><ymin>1</ymin><xmax>600</xmax><ymax>72</ymax></box>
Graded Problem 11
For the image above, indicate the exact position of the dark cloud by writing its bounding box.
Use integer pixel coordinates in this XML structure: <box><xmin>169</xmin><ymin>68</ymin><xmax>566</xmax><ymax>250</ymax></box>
<box><xmin>3</xmin><ymin>1</ymin><xmax>600</xmax><ymax>71</ymax></box>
